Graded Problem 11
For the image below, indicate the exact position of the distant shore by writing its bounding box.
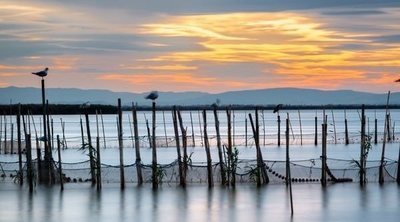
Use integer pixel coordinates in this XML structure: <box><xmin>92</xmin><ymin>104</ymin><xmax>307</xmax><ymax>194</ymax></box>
<box><xmin>0</xmin><ymin>104</ymin><xmax>399</xmax><ymax>115</ymax></box>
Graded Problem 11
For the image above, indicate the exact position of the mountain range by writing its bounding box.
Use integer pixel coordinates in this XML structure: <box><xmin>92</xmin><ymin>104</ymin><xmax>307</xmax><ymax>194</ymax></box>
<box><xmin>0</xmin><ymin>86</ymin><xmax>397</xmax><ymax>106</ymax></box>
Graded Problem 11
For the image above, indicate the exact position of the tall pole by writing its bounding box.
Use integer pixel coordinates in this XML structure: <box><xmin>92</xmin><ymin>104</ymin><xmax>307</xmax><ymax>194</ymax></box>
<box><xmin>41</xmin><ymin>78</ymin><xmax>49</xmax><ymax>183</ymax></box>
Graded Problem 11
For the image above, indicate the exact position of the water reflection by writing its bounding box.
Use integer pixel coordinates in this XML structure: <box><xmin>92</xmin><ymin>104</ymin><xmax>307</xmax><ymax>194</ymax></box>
<box><xmin>0</xmin><ymin>183</ymin><xmax>399</xmax><ymax>222</ymax></box>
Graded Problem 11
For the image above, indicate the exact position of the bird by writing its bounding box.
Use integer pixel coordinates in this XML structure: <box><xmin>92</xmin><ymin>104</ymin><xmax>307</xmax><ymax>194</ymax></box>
<box><xmin>273</xmin><ymin>104</ymin><xmax>283</xmax><ymax>113</ymax></box>
<box><xmin>395</xmin><ymin>79</ymin><xmax>400</xmax><ymax>82</ymax></box>
<box><xmin>145</xmin><ymin>91</ymin><xmax>158</xmax><ymax>100</ymax></box>
<box><xmin>32</xmin><ymin>67</ymin><xmax>49</xmax><ymax>77</ymax></box>
<box><xmin>80</xmin><ymin>101</ymin><xmax>91</xmax><ymax>109</ymax></box>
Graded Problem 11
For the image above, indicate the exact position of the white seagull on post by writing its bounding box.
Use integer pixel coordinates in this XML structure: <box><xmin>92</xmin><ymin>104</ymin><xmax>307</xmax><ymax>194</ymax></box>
<box><xmin>32</xmin><ymin>67</ymin><xmax>49</xmax><ymax>78</ymax></box>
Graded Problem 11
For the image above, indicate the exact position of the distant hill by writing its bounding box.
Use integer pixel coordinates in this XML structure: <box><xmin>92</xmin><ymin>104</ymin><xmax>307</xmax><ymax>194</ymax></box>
<box><xmin>0</xmin><ymin>86</ymin><xmax>397</xmax><ymax>106</ymax></box>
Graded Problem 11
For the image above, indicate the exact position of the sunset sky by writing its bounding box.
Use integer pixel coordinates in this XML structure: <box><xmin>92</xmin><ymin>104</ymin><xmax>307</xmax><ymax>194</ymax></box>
<box><xmin>0</xmin><ymin>0</ymin><xmax>400</xmax><ymax>93</ymax></box>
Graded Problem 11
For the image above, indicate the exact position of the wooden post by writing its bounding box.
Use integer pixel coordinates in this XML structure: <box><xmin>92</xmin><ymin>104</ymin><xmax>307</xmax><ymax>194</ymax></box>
<box><xmin>151</xmin><ymin>101</ymin><xmax>158</xmax><ymax>189</ymax></box>
<box><xmin>84</xmin><ymin>110</ymin><xmax>96</xmax><ymax>186</ymax></box>
<box><xmin>226</xmin><ymin>107</ymin><xmax>235</xmax><ymax>186</ymax></box>
<box><xmin>213</xmin><ymin>106</ymin><xmax>227</xmax><ymax>185</ymax></box>
<box><xmin>245</xmin><ymin>116</ymin><xmax>248</xmax><ymax>147</ymax></box>
<box><xmin>198</xmin><ymin>110</ymin><xmax>203</xmax><ymax>146</ymax></box>
<box><xmin>132</xmin><ymin>103</ymin><xmax>143</xmax><ymax>185</ymax></box>
<box><xmin>360</xmin><ymin>105</ymin><xmax>366</xmax><ymax>186</ymax></box>
<box><xmin>80</xmin><ymin>117</ymin><xmax>85</xmax><ymax>148</ymax></box>
<box><xmin>203</xmin><ymin>110</ymin><xmax>213</xmax><ymax>188</ymax></box>
<box><xmin>249</xmin><ymin>112</ymin><xmax>269</xmax><ymax>186</ymax></box>
<box><xmin>17</xmin><ymin>105</ymin><xmax>22</xmax><ymax>185</ymax></box>
<box><xmin>262</xmin><ymin>109</ymin><xmax>266</xmax><ymax>146</ymax></box>
<box><xmin>51</xmin><ymin>118</ymin><xmax>54</xmax><ymax>150</ymax></box>
<box><xmin>145</xmin><ymin>119</ymin><xmax>151</xmax><ymax>148</ymax></box>
<box><xmin>4</xmin><ymin>115</ymin><xmax>7</xmax><ymax>154</ymax></box>
<box><xmin>46</xmin><ymin>100</ymin><xmax>54</xmax><ymax>184</ymax></box>
<box><xmin>190</xmin><ymin>112</ymin><xmax>195</xmax><ymax>147</ymax></box>
<box><xmin>345</xmin><ymin>110</ymin><xmax>349</xmax><ymax>145</ymax></box>
<box><xmin>117</xmin><ymin>98</ymin><xmax>125</xmax><ymax>190</ymax></box>
<box><xmin>233</xmin><ymin>110</ymin><xmax>236</xmax><ymax>147</ymax></box>
<box><xmin>96</xmin><ymin>136</ymin><xmax>102</xmax><ymax>190</ymax></box>
<box><xmin>374</xmin><ymin>111</ymin><xmax>378</xmax><ymax>144</ymax></box>
<box><xmin>128</xmin><ymin>114</ymin><xmax>135</xmax><ymax>148</ymax></box>
<box><xmin>30</xmin><ymin>113</ymin><xmax>41</xmax><ymax>181</ymax></box>
<box><xmin>25</xmin><ymin>134</ymin><xmax>33</xmax><ymax>192</ymax></box>
<box><xmin>314</xmin><ymin>115</ymin><xmax>318</xmax><ymax>146</ymax></box>
<box><xmin>172</xmin><ymin>107</ymin><xmax>184</xmax><ymax>187</ymax></box>
<box><xmin>162</xmin><ymin>110</ymin><xmax>169</xmax><ymax>147</ymax></box>
<box><xmin>0</xmin><ymin>114</ymin><xmax>2</xmax><ymax>153</ymax></box>
<box><xmin>100</xmin><ymin>110</ymin><xmax>106</xmax><ymax>149</ymax></box>
<box><xmin>61</xmin><ymin>118</ymin><xmax>67</xmax><ymax>149</ymax></box>
<box><xmin>286</xmin><ymin>114</ymin><xmax>290</xmax><ymax>186</ymax></box>
<box><xmin>379</xmin><ymin>92</ymin><xmax>391</xmax><ymax>184</ymax></box>
<box><xmin>331</xmin><ymin>110</ymin><xmax>337</xmax><ymax>144</ymax></box>
<box><xmin>321</xmin><ymin>114</ymin><xmax>327</xmax><ymax>187</ymax></box>
<box><xmin>177</xmin><ymin>110</ymin><xmax>188</xmax><ymax>182</ymax></box>
<box><xmin>277</xmin><ymin>114</ymin><xmax>281</xmax><ymax>147</ymax></box>
<box><xmin>298</xmin><ymin>110</ymin><xmax>302</xmax><ymax>146</ymax></box>
<box><xmin>387</xmin><ymin>114</ymin><xmax>392</xmax><ymax>142</ymax></box>
<box><xmin>57</xmin><ymin>135</ymin><xmax>64</xmax><ymax>191</ymax></box>
<box><xmin>397</xmin><ymin>144</ymin><xmax>400</xmax><ymax>184</ymax></box>
<box><xmin>10</xmin><ymin>123</ymin><xmax>14</xmax><ymax>154</ymax></box>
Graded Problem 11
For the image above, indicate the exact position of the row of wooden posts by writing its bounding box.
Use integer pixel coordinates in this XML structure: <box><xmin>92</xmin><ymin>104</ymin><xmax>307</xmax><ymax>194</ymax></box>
<box><xmin>3</xmin><ymin>100</ymin><xmax>400</xmax><ymax>192</ymax></box>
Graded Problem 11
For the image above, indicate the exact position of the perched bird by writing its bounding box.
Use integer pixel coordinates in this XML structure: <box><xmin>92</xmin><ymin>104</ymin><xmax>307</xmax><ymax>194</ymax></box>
<box><xmin>145</xmin><ymin>91</ymin><xmax>159</xmax><ymax>100</ymax></box>
<box><xmin>395</xmin><ymin>79</ymin><xmax>400</xmax><ymax>82</ymax></box>
<box><xmin>80</xmin><ymin>101</ymin><xmax>91</xmax><ymax>109</ymax></box>
<box><xmin>273</xmin><ymin>104</ymin><xmax>283</xmax><ymax>113</ymax></box>
<box><xmin>32</xmin><ymin>67</ymin><xmax>49</xmax><ymax>77</ymax></box>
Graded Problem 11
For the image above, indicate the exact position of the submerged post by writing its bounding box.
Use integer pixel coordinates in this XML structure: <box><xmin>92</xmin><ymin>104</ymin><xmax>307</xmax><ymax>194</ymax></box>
<box><xmin>277</xmin><ymin>114</ymin><xmax>281</xmax><ymax>147</ymax></box>
<box><xmin>213</xmin><ymin>106</ymin><xmax>226</xmax><ymax>185</ymax></box>
<box><xmin>17</xmin><ymin>104</ymin><xmax>23</xmax><ymax>186</ymax></box>
<box><xmin>177</xmin><ymin>109</ymin><xmax>188</xmax><ymax>185</ymax></box>
<box><xmin>286</xmin><ymin>114</ymin><xmax>290</xmax><ymax>186</ymax></box>
<box><xmin>344</xmin><ymin>110</ymin><xmax>349</xmax><ymax>145</ymax></box>
<box><xmin>321</xmin><ymin>114</ymin><xmax>327</xmax><ymax>187</ymax></box>
<box><xmin>360</xmin><ymin>105</ymin><xmax>366</xmax><ymax>186</ymax></box>
<box><xmin>314</xmin><ymin>115</ymin><xmax>318</xmax><ymax>146</ymax></box>
<box><xmin>25</xmin><ymin>134</ymin><xmax>33</xmax><ymax>192</ymax></box>
<box><xmin>84</xmin><ymin>109</ymin><xmax>96</xmax><ymax>185</ymax></box>
<box><xmin>379</xmin><ymin>92</ymin><xmax>391</xmax><ymax>184</ymax></box>
<box><xmin>151</xmin><ymin>101</ymin><xmax>158</xmax><ymax>189</ymax></box>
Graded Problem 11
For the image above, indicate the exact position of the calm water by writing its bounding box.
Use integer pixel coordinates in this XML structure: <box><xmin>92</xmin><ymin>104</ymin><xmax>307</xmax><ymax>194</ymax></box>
<box><xmin>0</xmin><ymin>183</ymin><xmax>399</xmax><ymax>222</ymax></box>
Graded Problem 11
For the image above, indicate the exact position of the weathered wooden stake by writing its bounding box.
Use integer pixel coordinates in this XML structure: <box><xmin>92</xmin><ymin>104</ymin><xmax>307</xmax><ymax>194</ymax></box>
<box><xmin>344</xmin><ymin>110</ymin><xmax>349</xmax><ymax>145</ymax></box>
<box><xmin>226</xmin><ymin>107</ymin><xmax>235</xmax><ymax>186</ymax></box>
<box><xmin>374</xmin><ymin>111</ymin><xmax>378</xmax><ymax>145</ymax></box>
<box><xmin>314</xmin><ymin>114</ymin><xmax>318</xmax><ymax>146</ymax></box>
<box><xmin>100</xmin><ymin>110</ymin><xmax>106</xmax><ymax>149</ymax></box>
<box><xmin>298</xmin><ymin>110</ymin><xmax>303</xmax><ymax>146</ymax></box>
<box><xmin>277</xmin><ymin>114</ymin><xmax>281</xmax><ymax>147</ymax></box>
<box><xmin>96</xmin><ymin>136</ymin><xmax>102</xmax><ymax>190</ymax></box>
<box><xmin>80</xmin><ymin>117</ymin><xmax>85</xmax><ymax>148</ymax></box>
<box><xmin>213</xmin><ymin>106</ymin><xmax>227</xmax><ymax>185</ymax></box>
<box><xmin>197</xmin><ymin>110</ymin><xmax>203</xmax><ymax>146</ymax></box>
<box><xmin>190</xmin><ymin>112</ymin><xmax>195</xmax><ymax>147</ymax></box>
<box><xmin>360</xmin><ymin>105</ymin><xmax>366</xmax><ymax>186</ymax></box>
<box><xmin>132</xmin><ymin>103</ymin><xmax>143</xmax><ymax>185</ymax></box>
<box><xmin>84</xmin><ymin>110</ymin><xmax>96</xmax><ymax>186</ymax></box>
<box><xmin>286</xmin><ymin>114</ymin><xmax>290</xmax><ymax>186</ymax></box>
<box><xmin>30</xmin><ymin>112</ymin><xmax>41</xmax><ymax>181</ymax></box>
<box><xmin>379</xmin><ymin>92</ymin><xmax>391</xmax><ymax>184</ymax></box>
<box><xmin>57</xmin><ymin>135</ymin><xmax>64</xmax><ymax>191</ymax></box>
<box><xmin>172</xmin><ymin>107</ymin><xmax>184</xmax><ymax>186</ymax></box>
<box><xmin>25</xmin><ymin>134</ymin><xmax>33</xmax><ymax>192</ymax></box>
<box><xmin>331</xmin><ymin>110</ymin><xmax>337</xmax><ymax>144</ymax></box>
<box><xmin>387</xmin><ymin>114</ymin><xmax>392</xmax><ymax>142</ymax></box>
<box><xmin>51</xmin><ymin>118</ymin><xmax>54</xmax><ymax>150</ymax></box>
<box><xmin>4</xmin><ymin>115</ymin><xmax>7</xmax><ymax>154</ymax></box>
<box><xmin>17</xmin><ymin>105</ymin><xmax>22</xmax><ymax>185</ymax></box>
<box><xmin>162</xmin><ymin>110</ymin><xmax>168</xmax><ymax>147</ymax></box>
<box><xmin>177</xmin><ymin>110</ymin><xmax>188</xmax><ymax>181</ymax></box>
<box><xmin>61</xmin><ymin>118</ymin><xmax>67</xmax><ymax>149</ymax></box>
<box><xmin>117</xmin><ymin>98</ymin><xmax>125</xmax><ymax>190</ymax></box>
<box><xmin>151</xmin><ymin>101</ymin><xmax>158</xmax><ymax>189</ymax></box>
<box><xmin>202</xmin><ymin>110</ymin><xmax>213</xmax><ymax>188</ymax></box>
<box><xmin>10</xmin><ymin>123</ymin><xmax>14</xmax><ymax>154</ymax></box>
<box><xmin>0</xmin><ymin>114</ymin><xmax>2</xmax><ymax>152</ymax></box>
<box><xmin>245</xmin><ymin>116</ymin><xmax>248</xmax><ymax>147</ymax></box>
<box><xmin>262</xmin><ymin>109</ymin><xmax>266</xmax><ymax>146</ymax></box>
<box><xmin>321</xmin><ymin>114</ymin><xmax>327</xmax><ymax>187</ymax></box>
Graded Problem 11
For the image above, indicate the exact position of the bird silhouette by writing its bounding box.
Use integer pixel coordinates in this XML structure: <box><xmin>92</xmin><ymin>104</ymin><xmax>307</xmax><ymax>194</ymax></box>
<box><xmin>32</xmin><ymin>67</ymin><xmax>48</xmax><ymax>77</ymax></box>
<box><xmin>395</xmin><ymin>79</ymin><xmax>400</xmax><ymax>82</ymax></box>
<box><xmin>80</xmin><ymin>101</ymin><xmax>91</xmax><ymax>109</ymax></box>
<box><xmin>273</xmin><ymin>104</ymin><xmax>283</xmax><ymax>113</ymax></box>
<box><xmin>145</xmin><ymin>91</ymin><xmax>159</xmax><ymax>100</ymax></box>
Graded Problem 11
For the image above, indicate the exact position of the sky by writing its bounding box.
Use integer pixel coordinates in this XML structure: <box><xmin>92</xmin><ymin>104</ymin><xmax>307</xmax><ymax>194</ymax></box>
<box><xmin>0</xmin><ymin>0</ymin><xmax>400</xmax><ymax>93</ymax></box>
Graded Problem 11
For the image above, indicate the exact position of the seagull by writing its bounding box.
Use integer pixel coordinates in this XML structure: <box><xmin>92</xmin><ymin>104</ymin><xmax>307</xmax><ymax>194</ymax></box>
<box><xmin>80</xmin><ymin>101</ymin><xmax>91</xmax><ymax>109</ymax></box>
<box><xmin>273</xmin><ymin>104</ymin><xmax>283</xmax><ymax>113</ymax></box>
<box><xmin>145</xmin><ymin>91</ymin><xmax>158</xmax><ymax>100</ymax></box>
<box><xmin>32</xmin><ymin>67</ymin><xmax>49</xmax><ymax>77</ymax></box>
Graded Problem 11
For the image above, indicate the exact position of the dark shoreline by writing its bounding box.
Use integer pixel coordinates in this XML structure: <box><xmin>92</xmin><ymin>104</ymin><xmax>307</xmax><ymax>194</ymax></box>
<box><xmin>0</xmin><ymin>104</ymin><xmax>399</xmax><ymax>115</ymax></box>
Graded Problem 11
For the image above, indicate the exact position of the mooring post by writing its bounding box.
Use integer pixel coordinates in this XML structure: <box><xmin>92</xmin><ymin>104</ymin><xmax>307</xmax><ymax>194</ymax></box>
<box><xmin>84</xmin><ymin>109</ymin><xmax>96</xmax><ymax>186</ymax></box>
<box><xmin>151</xmin><ymin>101</ymin><xmax>158</xmax><ymax>189</ymax></box>
<box><xmin>117</xmin><ymin>98</ymin><xmax>125</xmax><ymax>190</ymax></box>
<box><xmin>321</xmin><ymin>114</ymin><xmax>327</xmax><ymax>187</ymax></box>
<box><xmin>10</xmin><ymin>123</ymin><xmax>14</xmax><ymax>154</ymax></box>
<box><xmin>0</xmin><ymin>114</ymin><xmax>2</xmax><ymax>153</ymax></box>
<box><xmin>132</xmin><ymin>103</ymin><xmax>143</xmax><ymax>185</ymax></box>
<box><xmin>345</xmin><ymin>110</ymin><xmax>349</xmax><ymax>145</ymax></box>
<box><xmin>245</xmin><ymin>116</ymin><xmax>248</xmax><ymax>147</ymax></box>
<box><xmin>286</xmin><ymin>114</ymin><xmax>290</xmax><ymax>186</ymax></box>
<box><xmin>314</xmin><ymin>115</ymin><xmax>318</xmax><ymax>146</ymax></box>
<box><xmin>374</xmin><ymin>115</ymin><xmax>378</xmax><ymax>145</ymax></box>
<box><xmin>298</xmin><ymin>110</ymin><xmax>303</xmax><ymax>146</ymax></box>
<box><xmin>162</xmin><ymin>110</ymin><xmax>168</xmax><ymax>147</ymax></box>
<box><xmin>379</xmin><ymin>92</ymin><xmax>391</xmax><ymax>184</ymax></box>
<box><xmin>100</xmin><ymin>110</ymin><xmax>106</xmax><ymax>149</ymax></box>
<box><xmin>203</xmin><ymin>110</ymin><xmax>213</xmax><ymax>188</ymax></box>
<box><xmin>96</xmin><ymin>136</ymin><xmax>102</xmax><ymax>190</ymax></box>
<box><xmin>227</xmin><ymin>106</ymin><xmax>236</xmax><ymax>186</ymax></box>
<box><xmin>189</xmin><ymin>111</ymin><xmax>195</xmax><ymax>147</ymax></box>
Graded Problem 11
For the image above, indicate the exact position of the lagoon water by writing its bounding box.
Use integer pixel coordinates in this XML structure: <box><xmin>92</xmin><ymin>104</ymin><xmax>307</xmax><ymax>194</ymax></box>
<box><xmin>0</xmin><ymin>183</ymin><xmax>399</xmax><ymax>222</ymax></box>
